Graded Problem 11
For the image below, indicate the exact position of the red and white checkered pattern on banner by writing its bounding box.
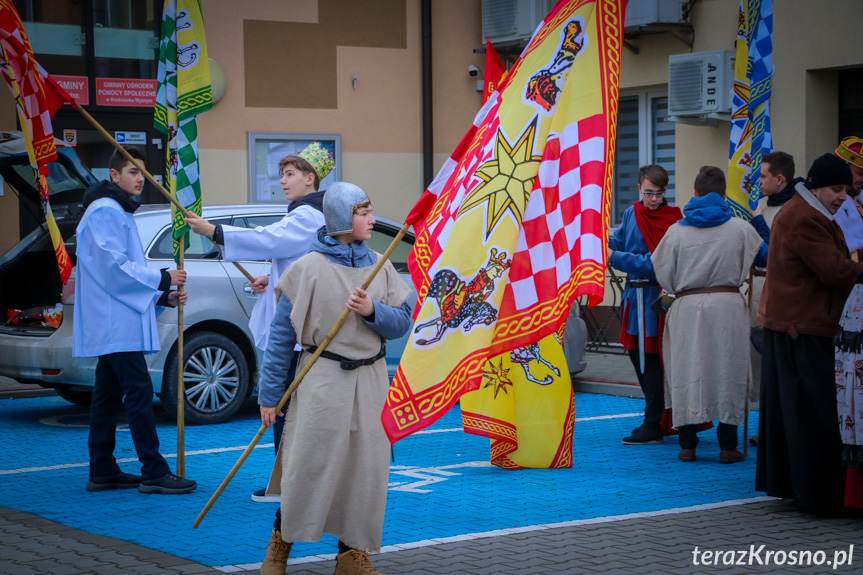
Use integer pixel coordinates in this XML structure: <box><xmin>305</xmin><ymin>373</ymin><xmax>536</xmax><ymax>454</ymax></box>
<box><xmin>507</xmin><ymin>114</ymin><xmax>606</xmax><ymax>310</ymax></box>
<box><xmin>0</xmin><ymin>2</ymin><xmax>72</xmax><ymax>167</ymax></box>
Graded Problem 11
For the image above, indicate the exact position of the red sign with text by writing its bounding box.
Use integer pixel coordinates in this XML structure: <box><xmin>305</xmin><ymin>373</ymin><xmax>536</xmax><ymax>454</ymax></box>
<box><xmin>53</xmin><ymin>75</ymin><xmax>89</xmax><ymax>106</ymax></box>
<box><xmin>96</xmin><ymin>78</ymin><xmax>157</xmax><ymax>107</ymax></box>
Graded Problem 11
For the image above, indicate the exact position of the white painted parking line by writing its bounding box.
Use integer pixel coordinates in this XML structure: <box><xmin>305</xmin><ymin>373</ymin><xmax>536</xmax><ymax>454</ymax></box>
<box><xmin>212</xmin><ymin>496</ymin><xmax>777</xmax><ymax>572</ymax></box>
<box><xmin>575</xmin><ymin>412</ymin><xmax>643</xmax><ymax>422</ymax></box>
<box><xmin>1</xmin><ymin>413</ymin><xmax>644</xmax><ymax>475</ymax></box>
<box><xmin>0</xmin><ymin>443</ymin><xmax>276</xmax><ymax>475</ymax></box>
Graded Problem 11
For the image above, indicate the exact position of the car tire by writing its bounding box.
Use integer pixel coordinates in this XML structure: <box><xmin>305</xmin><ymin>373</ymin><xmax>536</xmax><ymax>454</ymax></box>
<box><xmin>161</xmin><ymin>331</ymin><xmax>249</xmax><ymax>425</ymax></box>
<box><xmin>54</xmin><ymin>386</ymin><xmax>93</xmax><ymax>407</ymax></box>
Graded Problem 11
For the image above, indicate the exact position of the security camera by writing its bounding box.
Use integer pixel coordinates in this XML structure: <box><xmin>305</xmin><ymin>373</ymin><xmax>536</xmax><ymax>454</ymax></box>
<box><xmin>468</xmin><ymin>65</ymin><xmax>479</xmax><ymax>77</ymax></box>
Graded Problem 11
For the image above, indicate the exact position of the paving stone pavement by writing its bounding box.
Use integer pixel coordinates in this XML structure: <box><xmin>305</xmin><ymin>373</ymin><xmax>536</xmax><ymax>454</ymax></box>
<box><xmin>0</xmin><ymin>506</ymin><xmax>223</xmax><ymax>575</ymax></box>
<box><xmin>3</xmin><ymin>499</ymin><xmax>861</xmax><ymax>574</ymax></box>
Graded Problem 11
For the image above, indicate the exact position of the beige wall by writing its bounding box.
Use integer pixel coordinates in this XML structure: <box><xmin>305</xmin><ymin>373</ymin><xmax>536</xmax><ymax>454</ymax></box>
<box><xmin>197</xmin><ymin>0</ymin><xmax>482</xmax><ymax>223</ymax></box>
<box><xmin>772</xmin><ymin>0</ymin><xmax>863</xmax><ymax>168</ymax></box>
<box><xmin>593</xmin><ymin>0</ymin><xmax>863</xmax><ymax>307</ymax></box>
<box><xmin>617</xmin><ymin>0</ymin><xmax>863</xmax><ymax>209</ymax></box>
<box><xmin>4</xmin><ymin>0</ymin><xmax>863</xmax><ymax>255</ymax></box>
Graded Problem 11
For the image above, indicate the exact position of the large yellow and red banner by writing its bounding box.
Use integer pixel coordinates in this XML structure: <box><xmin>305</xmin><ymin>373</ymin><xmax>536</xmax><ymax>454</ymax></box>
<box><xmin>461</xmin><ymin>328</ymin><xmax>574</xmax><ymax>468</ymax></box>
<box><xmin>0</xmin><ymin>0</ymin><xmax>73</xmax><ymax>284</ymax></box>
<box><xmin>383</xmin><ymin>0</ymin><xmax>625</xmax><ymax>455</ymax></box>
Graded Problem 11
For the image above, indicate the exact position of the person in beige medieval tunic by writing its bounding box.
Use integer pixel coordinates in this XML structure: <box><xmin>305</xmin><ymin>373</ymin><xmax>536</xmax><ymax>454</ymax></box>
<box><xmin>652</xmin><ymin>166</ymin><xmax>764</xmax><ymax>464</ymax></box>
<box><xmin>256</xmin><ymin>182</ymin><xmax>412</xmax><ymax>575</ymax></box>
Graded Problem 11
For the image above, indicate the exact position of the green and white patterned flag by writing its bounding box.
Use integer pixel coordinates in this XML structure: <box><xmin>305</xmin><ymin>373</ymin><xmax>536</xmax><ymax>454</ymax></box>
<box><xmin>155</xmin><ymin>0</ymin><xmax>212</xmax><ymax>262</ymax></box>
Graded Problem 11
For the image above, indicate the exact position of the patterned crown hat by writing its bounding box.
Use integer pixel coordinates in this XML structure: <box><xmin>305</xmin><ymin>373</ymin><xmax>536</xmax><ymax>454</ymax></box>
<box><xmin>299</xmin><ymin>142</ymin><xmax>335</xmax><ymax>180</ymax></box>
<box><xmin>836</xmin><ymin>136</ymin><xmax>863</xmax><ymax>170</ymax></box>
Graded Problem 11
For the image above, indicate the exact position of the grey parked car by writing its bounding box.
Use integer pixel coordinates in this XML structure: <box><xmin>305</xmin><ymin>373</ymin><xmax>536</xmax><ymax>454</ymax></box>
<box><xmin>0</xmin><ymin>200</ymin><xmax>419</xmax><ymax>424</ymax></box>
<box><xmin>0</xmin><ymin>132</ymin><xmax>587</xmax><ymax>425</ymax></box>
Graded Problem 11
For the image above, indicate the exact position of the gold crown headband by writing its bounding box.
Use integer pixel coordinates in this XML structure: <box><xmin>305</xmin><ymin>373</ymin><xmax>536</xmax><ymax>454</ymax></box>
<box><xmin>299</xmin><ymin>142</ymin><xmax>336</xmax><ymax>180</ymax></box>
<box><xmin>836</xmin><ymin>136</ymin><xmax>863</xmax><ymax>170</ymax></box>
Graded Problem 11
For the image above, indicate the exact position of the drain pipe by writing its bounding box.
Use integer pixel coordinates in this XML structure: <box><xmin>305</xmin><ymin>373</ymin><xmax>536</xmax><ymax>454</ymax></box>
<box><xmin>421</xmin><ymin>0</ymin><xmax>433</xmax><ymax>189</ymax></box>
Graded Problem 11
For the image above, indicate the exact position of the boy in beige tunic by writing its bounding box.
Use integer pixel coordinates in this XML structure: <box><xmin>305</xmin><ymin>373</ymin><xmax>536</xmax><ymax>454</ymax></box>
<box><xmin>652</xmin><ymin>166</ymin><xmax>764</xmax><ymax>464</ymax></box>
<box><xmin>257</xmin><ymin>182</ymin><xmax>412</xmax><ymax>575</ymax></box>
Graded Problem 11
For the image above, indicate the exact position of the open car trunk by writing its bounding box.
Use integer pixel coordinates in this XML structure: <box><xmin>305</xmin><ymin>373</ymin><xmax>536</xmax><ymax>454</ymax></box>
<box><xmin>0</xmin><ymin>219</ymin><xmax>79</xmax><ymax>337</ymax></box>
<box><xmin>0</xmin><ymin>132</ymin><xmax>93</xmax><ymax>336</ymax></box>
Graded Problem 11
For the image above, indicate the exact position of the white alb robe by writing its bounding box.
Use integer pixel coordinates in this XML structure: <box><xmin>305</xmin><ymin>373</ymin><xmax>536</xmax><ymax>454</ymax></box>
<box><xmin>220</xmin><ymin>205</ymin><xmax>325</xmax><ymax>350</ymax></box>
<box><xmin>73</xmin><ymin>198</ymin><xmax>163</xmax><ymax>357</ymax></box>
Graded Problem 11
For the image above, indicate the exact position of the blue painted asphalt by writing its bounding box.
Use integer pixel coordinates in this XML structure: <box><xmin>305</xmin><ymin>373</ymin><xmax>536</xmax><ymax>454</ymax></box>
<box><xmin>0</xmin><ymin>394</ymin><xmax>762</xmax><ymax>568</ymax></box>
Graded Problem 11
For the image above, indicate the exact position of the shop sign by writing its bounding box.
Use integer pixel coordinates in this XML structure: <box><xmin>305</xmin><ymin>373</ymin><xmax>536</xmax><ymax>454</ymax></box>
<box><xmin>53</xmin><ymin>75</ymin><xmax>89</xmax><ymax>105</ymax></box>
<box><xmin>96</xmin><ymin>78</ymin><xmax>157</xmax><ymax>107</ymax></box>
<box><xmin>114</xmin><ymin>131</ymin><xmax>147</xmax><ymax>145</ymax></box>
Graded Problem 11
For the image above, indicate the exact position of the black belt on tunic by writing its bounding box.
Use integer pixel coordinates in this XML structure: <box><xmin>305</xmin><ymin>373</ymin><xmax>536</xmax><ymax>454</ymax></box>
<box><xmin>627</xmin><ymin>279</ymin><xmax>660</xmax><ymax>288</ymax></box>
<box><xmin>304</xmin><ymin>343</ymin><xmax>386</xmax><ymax>371</ymax></box>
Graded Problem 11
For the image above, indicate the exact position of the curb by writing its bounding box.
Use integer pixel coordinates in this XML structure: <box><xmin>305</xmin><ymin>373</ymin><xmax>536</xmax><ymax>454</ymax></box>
<box><xmin>574</xmin><ymin>378</ymin><xmax>644</xmax><ymax>399</ymax></box>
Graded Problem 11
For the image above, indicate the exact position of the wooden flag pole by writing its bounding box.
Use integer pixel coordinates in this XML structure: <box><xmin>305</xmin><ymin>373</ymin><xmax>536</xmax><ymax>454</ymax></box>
<box><xmin>177</xmin><ymin>240</ymin><xmax>186</xmax><ymax>476</ymax></box>
<box><xmin>744</xmin><ymin>267</ymin><xmax>756</xmax><ymax>458</ymax></box>
<box><xmin>70</xmin><ymin>102</ymin><xmax>256</xmax><ymax>283</ymax></box>
<box><xmin>193</xmin><ymin>222</ymin><xmax>410</xmax><ymax>528</ymax></box>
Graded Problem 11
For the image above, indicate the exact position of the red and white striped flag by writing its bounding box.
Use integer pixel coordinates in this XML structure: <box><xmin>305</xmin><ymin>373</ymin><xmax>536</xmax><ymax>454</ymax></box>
<box><xmin>1</xmin><ymin>0</ymin><xmax>74</xmax><ymax>283</ymax></box>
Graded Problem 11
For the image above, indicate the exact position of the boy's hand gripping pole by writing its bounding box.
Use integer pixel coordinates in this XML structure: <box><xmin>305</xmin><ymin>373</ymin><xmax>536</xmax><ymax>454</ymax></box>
<box><xmin>193</xmin><ymin>222</ymin><xmax>411</xmax><ymax>528</ymax></box>
<box><xmin>71</xmin><ymin>102</ymin><xmax>256</xmax><ymax>283</ymax></box>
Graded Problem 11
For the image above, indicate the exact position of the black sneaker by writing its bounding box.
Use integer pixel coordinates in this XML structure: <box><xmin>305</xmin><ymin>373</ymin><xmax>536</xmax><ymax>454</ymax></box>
<box><xmin>251</xmin><ymin>488</ymin><xmax>279</xmax><ymax>503</ymax></box>
<box><xmin>631</xmin><ymin>423</ymin><xmax>644</xmax><ymax>435</ymax></box>
<box><xmin>86</xmin><ymin>471</ymin><xmax>142</xmax><ymax>492</ymax></box>
<box><xmin>138</xmin><ymin>473</ymin><xmax>197</xmax><ymax>494</ymax></box>
<box><xmin>621</xmin><ymin>427</ymin><xmax>664</xmax><ymax>445</ymax></box>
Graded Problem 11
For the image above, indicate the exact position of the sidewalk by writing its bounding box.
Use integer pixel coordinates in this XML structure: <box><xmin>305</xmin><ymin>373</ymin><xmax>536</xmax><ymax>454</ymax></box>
<box><xmin>573</xmin><ymin>350</ymin><xmax>643</xmax><ymax>399</ymax></box>
<box><xmin>3</xmin><ymin>499</ymin><xmax>861</xmax><ymax>574</ymax></box>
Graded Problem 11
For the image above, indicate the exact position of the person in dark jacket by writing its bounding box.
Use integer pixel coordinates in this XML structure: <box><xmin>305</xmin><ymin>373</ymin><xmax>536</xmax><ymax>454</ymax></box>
<box><xmin>756</xmin><ymin>153</ymin><xmax>863</xmax><ymax>514</ymax></box>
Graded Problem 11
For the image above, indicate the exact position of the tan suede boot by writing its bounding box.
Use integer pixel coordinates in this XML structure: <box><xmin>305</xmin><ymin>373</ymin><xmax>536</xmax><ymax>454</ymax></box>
<box><xmin>260</xmin><ymin>529</ymin><xmax>292</xmax><ymax>575</ymax></box>
<box><xmin>334</xmin><ymin>549</ymin><xmax>385</xmax><ymax>575</ymax></box>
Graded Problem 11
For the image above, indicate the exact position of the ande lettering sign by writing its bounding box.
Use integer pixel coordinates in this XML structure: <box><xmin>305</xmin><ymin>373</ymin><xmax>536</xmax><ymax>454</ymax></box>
<box><xmin>96</xmin><ymin>78</ymin><xmax>157</xmax><ymax>107</ymax></box>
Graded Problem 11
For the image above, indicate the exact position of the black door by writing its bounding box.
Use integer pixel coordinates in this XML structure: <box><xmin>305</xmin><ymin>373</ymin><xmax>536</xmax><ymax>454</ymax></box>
<box><xmin>51</xmin><ymin>108</ymin><xmax>167</xmax><ymax>205</ymax></box>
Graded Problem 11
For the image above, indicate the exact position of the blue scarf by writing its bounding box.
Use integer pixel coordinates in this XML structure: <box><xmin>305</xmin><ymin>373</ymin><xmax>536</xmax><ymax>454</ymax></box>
<box><xmin>679</xmin><ymin>193</ymin><xmax>733</xmax><ymax>228</ymax></box>
<box><xmin>312</xmin><ymin>227</ymin><xmax>377</xmax><ymax>268</ymax></box>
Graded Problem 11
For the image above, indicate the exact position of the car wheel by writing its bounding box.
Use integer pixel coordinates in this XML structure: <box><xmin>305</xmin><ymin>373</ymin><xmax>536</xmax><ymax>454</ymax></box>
<box><xmin>54</xmin><ymin>386</ymin><xmax>93</xmax><ymax>407</ymax></box>
<box><xmin>161</xmin><ymin>331</ymin><xmax>249</xmax><ymax>425</ymax></box>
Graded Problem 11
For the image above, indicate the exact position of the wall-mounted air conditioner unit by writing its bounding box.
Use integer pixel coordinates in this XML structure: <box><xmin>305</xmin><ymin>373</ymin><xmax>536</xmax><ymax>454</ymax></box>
<box><xmin>668</xmin><ymin>50</ymin><xmax>735</xmax><ymax>119</ymax></box>
<box><xmin>482</xmin><ymin>0</ymin><xmax>553</xmax><ymax>46</ymax></box>
<box><xmin>625</xmin><ymin>0</ymin><xmax>689</xmax><ymax>29</ymax></box>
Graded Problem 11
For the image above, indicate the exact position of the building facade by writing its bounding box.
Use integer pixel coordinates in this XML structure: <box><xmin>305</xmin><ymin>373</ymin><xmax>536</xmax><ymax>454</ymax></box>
<box><xmin>2</xmin><ymin>0</ymin><xmax>862</xmax><ymax>265</ymax></box>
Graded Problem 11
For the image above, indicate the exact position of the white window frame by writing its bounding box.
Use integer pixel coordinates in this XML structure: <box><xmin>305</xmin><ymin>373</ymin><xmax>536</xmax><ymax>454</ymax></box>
<box><xmin>247</xmin><ymin>132</ymin><xmax>341</xmax><ymax>204</ymax></box>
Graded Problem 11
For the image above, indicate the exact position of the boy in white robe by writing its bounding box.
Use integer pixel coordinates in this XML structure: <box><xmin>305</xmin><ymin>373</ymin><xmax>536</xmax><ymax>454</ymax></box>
<box><xmin>74</xmin><ymin>146</ymin><xmax>196</xmax><ymax>494</ymax></box>
<box><xmin>185</xmin><ymin>143</ymin><xmax>333</xmax><ymax>500</ymax></box>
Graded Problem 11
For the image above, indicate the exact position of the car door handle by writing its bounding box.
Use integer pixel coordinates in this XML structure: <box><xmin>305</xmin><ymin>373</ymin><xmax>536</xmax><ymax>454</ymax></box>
<box><xmin>244</xmin><ymin>285</ymin><xmax>255</xmax><ymax>294</ymax></box>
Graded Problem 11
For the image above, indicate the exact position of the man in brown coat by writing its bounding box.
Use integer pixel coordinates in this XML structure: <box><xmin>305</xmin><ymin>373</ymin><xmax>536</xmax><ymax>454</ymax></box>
<box><xmin>756</xmin><ymin>153</ymin><xmax>863</xmax><ymax>514</ymax></box>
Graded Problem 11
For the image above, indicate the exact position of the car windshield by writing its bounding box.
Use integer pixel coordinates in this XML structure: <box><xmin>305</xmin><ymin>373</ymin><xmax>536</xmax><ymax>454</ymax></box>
<box><xmin>9</xmin><ymin>159</ymin><xmax>91</xmax><ymax>195</ymax></box>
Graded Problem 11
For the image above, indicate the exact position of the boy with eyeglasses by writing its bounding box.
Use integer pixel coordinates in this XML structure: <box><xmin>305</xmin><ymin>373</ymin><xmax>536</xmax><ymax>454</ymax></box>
<box><xmin>607</xmin><ymin>165</ymin><xmax>681</xmax><ymax>445</ymax></box>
